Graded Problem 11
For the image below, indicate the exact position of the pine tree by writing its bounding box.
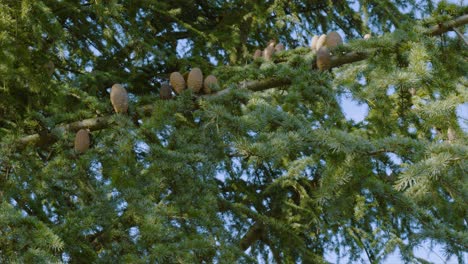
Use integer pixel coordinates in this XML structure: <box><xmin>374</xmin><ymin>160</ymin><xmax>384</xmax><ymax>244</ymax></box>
<box><xmin>0</xmin><ymin>0</ymin><xmax>467</xmax><ymax>263</ymax></box>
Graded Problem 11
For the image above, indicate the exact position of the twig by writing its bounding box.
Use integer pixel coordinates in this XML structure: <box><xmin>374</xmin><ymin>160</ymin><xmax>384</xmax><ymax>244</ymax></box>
<box><xmin>453</xmin><ymin>27</ymin><xmax>468</xmax><ymax>45</ymax></box>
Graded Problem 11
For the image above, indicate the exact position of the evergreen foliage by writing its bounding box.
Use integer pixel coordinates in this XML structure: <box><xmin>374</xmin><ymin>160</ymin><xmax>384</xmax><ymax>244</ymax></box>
<box><xmin>0</xmin><ymin>0</ymin><xmax>466</xmax><ymax>263</ymax></box>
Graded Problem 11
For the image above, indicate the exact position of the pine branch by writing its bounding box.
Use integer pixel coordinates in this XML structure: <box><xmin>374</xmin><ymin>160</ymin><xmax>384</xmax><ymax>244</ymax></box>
<box><xmin>261</xmin><ymin>235</ymin><xmax>283</xmax><ymax>264</ymax></box>
<box><xmin>453</xmin><ymin>27</ymin><xmax>468</xmax><ymax>45</ymax></box>
<box><xmin>16</xmin><ymin>116</ymin><xmax>112</xmax><ymax>149</ymax></box>
<box><xmin>427</xmin><ymin>14</ymin><xmax>468</xmax><ymax>36</ymax></box>
<box><xmin>11</xmin><ymin>14</ymin><xmax>468</xmax><ymax>149</ymax></box>
<box><xmin>239</xmin><ymin>222</ymin><xmax>263</xmax><ymax>251</ymax></box>
<box><xmin>217</xmin><ymin>198</ymin><xmax>267</xmax><ymax>252</ymax></box>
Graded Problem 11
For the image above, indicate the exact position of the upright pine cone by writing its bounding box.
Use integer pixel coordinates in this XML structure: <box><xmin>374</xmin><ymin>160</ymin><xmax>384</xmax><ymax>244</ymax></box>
<box><xmin>170</xmin><ymin>72</ymin><xmax>186</xmax><ymax>94</ymax></box>
<box><xmin>325</xmin><ymin>31</ymin><xmax>343</xmax><ymax>49</ymax></box>
<box><xmin>447</xmin><ymin>127</ymin><xmax>456</xmax><ymax>143</ymax></box>
<box><xmin>310</xmin><ymin>35</ymin><xmax>319</xmax><ymax>51</ymax></box>
<box><xmin>74</xmin><ymin>129</ymin><xmax>90</xmax><ymax>154</ymax></box>
<box><xmin>187</xmin><ymin>68</ymin><xmax>203</xmax><ymax>93</ymax></box>
<box><xmin>253</xmin><ymin>49</ymin><xmax>262</xmax><ymax>59</ymax></box>
<box><xmin>316</xmin><ymin>47</ymin><xmax>331</xmax><ymax>71</ymax></box>
<box><xmin>315</xmin><ymin>34</ymin><xmax>327</xmax><ymax>51</ymax></box>
<box><xmin>160</xmin><ymin>84</ymin><xmax>173</xmax><ymax>100</ymax></box>
<box><xmin>263</xmin><ymin>40</ymin><xmax>276</xmax><ymax>61</ymax></box>
<box><xmin>203</xmin><ymin>75</ymin><xmax>219</xmax><ymax>94</ymax></box>
<box><xmin>110</xmin><ymin>83</ymin><xmax>129</xmax><ymax>113</ymax></box>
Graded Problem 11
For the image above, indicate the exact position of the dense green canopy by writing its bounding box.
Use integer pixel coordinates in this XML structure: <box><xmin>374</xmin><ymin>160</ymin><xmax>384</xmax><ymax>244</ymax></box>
<box><xmin>0</xmin><ymin>0</ymin><xmax>467</xmax><ymax>263</ymax></box>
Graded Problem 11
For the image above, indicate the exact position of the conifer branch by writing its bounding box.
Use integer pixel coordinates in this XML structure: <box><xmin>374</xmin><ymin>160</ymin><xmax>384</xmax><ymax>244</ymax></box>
<box><xmin>16</xmin><ymin>116</ymin><xmax>112</xmax><ymax>149</ymax></box>
<box><xmin>330</xmin><ymin>51</ymin><xmax>369</xmax><ymax>67</ymax></box>
<box><xmin>427</xmin><ymin>14</ymin><xmax>468</xmax><ymax>36</ymax></box>
<box><xmin>239</xmin><ymin>222</ymin><xmax>263</xmax><ymax>251</ymax></box>
<box><xmin>262</xmin><ymin>236</ymin><xmax>283</xmax><ymax>263</ymax></box>
<box><xmin>453</xmin><ymin>27</ymin><xmax>468</xmax><ymax>45</ymax></box>
<box><xmin>217</xmin><ymin>198</ymin><xmax>267</xmax><ymax>251</ymax></box>
<box><xmin>12</xmin><ymin>14</ymin><xmax>468</xmax><ymax>149</ymax></box>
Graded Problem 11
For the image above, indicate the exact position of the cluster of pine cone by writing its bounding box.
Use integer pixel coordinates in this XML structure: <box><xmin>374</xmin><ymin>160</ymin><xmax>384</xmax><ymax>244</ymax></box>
<box><xmin>73</xmin><ymin>68</ymin><xmax>220</xmax><ymax>154</ymax></box>
<box><xmin>310</xmin><ymin>31</ymin><xmax>344</xmax><ymax>71</ymax></box>
<box><xmin>74</xmin><ymin>83</ymin><xmax>129</xmax><ymax>154</ymax></box>
<box><xmin>253</xmin><ymin>40</ymin><xmax>285</xmax><ymax>61</ymax></box>
<box><xmin>251</xmin><ymin>33</ymin><xmax>344</xmax><ymax>70</ymax></box>
<box><xmin>252</xmin><ymin>32</ymin><xmax>372</xmax><ymax>71</ymax></box>
<box><xmin>312</xmin><ymin>32</ymin><xmax>371</xmax><ymax>70</ymax></box>
<box><xmin>167</xmin><ymin>68</ymin><xmax>219</xmax><ymax>99</ymax></box>
<box><xmin>74</xmin><ymin>31</ymin><xmax>372</xmax><ymax>154</ymax></box>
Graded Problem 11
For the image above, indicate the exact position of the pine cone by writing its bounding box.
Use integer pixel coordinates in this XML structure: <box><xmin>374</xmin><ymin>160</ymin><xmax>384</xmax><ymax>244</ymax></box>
<box><xmin>325</xmin><ymin>31</ymin><xmax>343</xmax><ymax>49</ymax></box>
<box><xmin>316</xmin><ymin>47</ymin><xmax>331</xmax><ymax>71</ymax></box>
<box><xmin>170</xmin><ymin>72</ymin><xmax>186</xmax><ymax>94</ymax></box>
<box><xmin>315</xmin><ymin>34</ymin><xmax>327</xmax><ymax>51</ymax></box>
<box><xmin>160</xmin><ymin>84</ymin><xmax>173</xmax><ymax>100</ymax></box>
<box><xmin>74</xmin><ymin>129</ymin><xmax>90</xmax><ymax>154</ymax></box>
<box><xmin>310</xmin><ymin>35</ymin><xmax>319</xmax><ymax>51</ymax></box>
<box><xmin>187</xmin><ymin>68</ymin><xmax>203</xmax><ymax>93</ymax></box>
<box><xmin>263</xmin><ymin>45</ymin><xmax>275</xmax><ymax>61</ymax></box>
<box><xmin>203</xmin><ymin>75</ymin><xmax>219</xmax><ymax>94</ymax></box>
<box><xmin>110</xmin><ymin>83</ymin><xmax>129</xmax><ymax>113</ymax></box>
<box><xmin>447</xmin><ymin>127</ymin><xmax>456</xmax><ymax>143</ymax></box>
<box><xmin>253</xmin><ymin>49</ymin><xmax>262</xmax><ymax>59</ymax></box>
